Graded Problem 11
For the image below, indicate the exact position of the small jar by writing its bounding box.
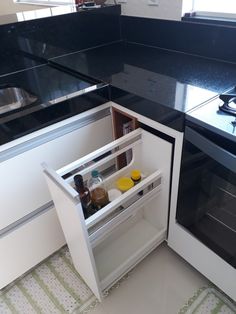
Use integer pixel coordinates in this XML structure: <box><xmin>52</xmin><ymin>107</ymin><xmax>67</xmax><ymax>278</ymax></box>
<box><xmin>108</xmin><ymin>189</ymin><xmax>122</xmax><ymax>202</ymax></box>
<box><xmin>131</xmin><ymin>170</ymin><xmax>141</xmax><ymax>185</ymax></box>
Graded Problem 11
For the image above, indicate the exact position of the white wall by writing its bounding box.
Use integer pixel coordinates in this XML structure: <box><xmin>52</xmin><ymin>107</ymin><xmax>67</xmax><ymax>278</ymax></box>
<box><xmin>109</xmin><ymin>0</ymin><xmax>183</xmax><ymax>20</ymax></box>
<box><xmin>0</xmin><ymin>0</ymin><xmax>184</xmax><ymax>19</ymax></box>
<box><xmin>0</xmin><ymin>1</ymin><xmax>48</xmax><ymax>16</ymax></box>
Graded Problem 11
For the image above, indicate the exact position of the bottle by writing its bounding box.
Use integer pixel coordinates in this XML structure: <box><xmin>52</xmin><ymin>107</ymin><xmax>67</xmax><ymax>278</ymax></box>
<box><xmin>131</xmin><ymin>170</ymin><xmax>142</xmax><ymax>185</ymax></box>
<box><xmin>74</xmin><ymin>175</ymin><xmax>96</xmax><ymax>219</ymax></box>
<box><xmin>88</xmin><ymin>170</ymin><xmax>109</xmax><ymax>209</ymax></box>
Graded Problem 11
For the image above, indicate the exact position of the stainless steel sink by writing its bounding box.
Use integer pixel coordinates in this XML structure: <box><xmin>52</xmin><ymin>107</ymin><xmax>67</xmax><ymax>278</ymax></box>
<box><xmin>0</xmin><ymin>87</ymin><xmax>37</xmax><ymax>115</ymax></box>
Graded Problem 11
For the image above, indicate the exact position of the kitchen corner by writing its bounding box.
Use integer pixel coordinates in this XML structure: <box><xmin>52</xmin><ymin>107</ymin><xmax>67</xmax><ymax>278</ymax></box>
<box><xmin>0</xmin><ymin>2</ymin><xmax>236</xmax><ymax>312</ymax></box>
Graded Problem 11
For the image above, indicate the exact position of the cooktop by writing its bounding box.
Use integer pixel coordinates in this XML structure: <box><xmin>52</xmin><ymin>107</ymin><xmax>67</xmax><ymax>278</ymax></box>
<box><xmin>187</xmin><ymin>87</ymin><xmax>236</xmax><ymax>142</ymax></box>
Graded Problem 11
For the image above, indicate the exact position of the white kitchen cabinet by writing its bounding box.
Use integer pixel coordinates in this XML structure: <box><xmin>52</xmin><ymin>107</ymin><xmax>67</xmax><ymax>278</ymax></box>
<box><xmin>0</xmin><ymin>205</ymin><xmax>65</xmax><ymax>290</ymax></box>
<box><xmin>43</xmin><ymin>122</ymin><xmax>172</xmax><ymax>300</ymax></box>
<box><xmin>0</xmin><ymin>108</ymin><xmax>113</xmax><ymax>231</ymax></box>
<box><xmin>0</xmin><ymin>105</ymin><xmax>114</xmax><ymax>289</ymax></box>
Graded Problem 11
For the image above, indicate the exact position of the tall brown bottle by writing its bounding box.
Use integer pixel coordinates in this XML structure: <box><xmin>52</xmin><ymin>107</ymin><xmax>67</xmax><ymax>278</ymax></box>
<box><xmin>74</xmin><ymin>175</ymin><xmax>96</xmax><ymax>219</ymax></box>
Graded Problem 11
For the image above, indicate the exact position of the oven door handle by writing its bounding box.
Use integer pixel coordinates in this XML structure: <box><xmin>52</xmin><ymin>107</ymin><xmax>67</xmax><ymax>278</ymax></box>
<box><xmin>185</xmin><ymin>126</ymin><xmax>236</xmax><ymax>173</ymax></box>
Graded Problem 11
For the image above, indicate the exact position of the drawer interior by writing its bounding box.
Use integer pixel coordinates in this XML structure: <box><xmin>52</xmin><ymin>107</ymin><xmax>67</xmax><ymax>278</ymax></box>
<box><xmin>93</xmin><ymin>202</ymin><xmax>166</xmax><ymax>290</ymax></box>
<box><xmin>59</xmin><ymin>129</ymin><xmax>164</xmax><ymax>236</ymax></box>
<box><xmin>88</xmin><ymin>174</ymin><xmax>162</xmax><ymax>247</ymax></box>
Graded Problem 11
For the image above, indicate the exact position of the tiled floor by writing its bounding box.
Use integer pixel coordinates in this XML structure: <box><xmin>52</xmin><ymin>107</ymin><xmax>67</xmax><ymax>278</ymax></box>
<box><xmin>90</xmin><ymin>243</ymin><xmax>209</xmax><ymax>314</ymax></box>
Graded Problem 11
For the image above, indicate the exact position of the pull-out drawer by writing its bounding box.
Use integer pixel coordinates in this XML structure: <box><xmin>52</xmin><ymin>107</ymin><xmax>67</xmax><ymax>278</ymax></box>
<box><xmin>88</xmin><ymin>170</ymin><xmax>162</xmax><ymax>249</ymax></box>
<box><xmin>43</xmin><ymin>127</ymin><xmax>172</xmax><ymax>300</ymax></box>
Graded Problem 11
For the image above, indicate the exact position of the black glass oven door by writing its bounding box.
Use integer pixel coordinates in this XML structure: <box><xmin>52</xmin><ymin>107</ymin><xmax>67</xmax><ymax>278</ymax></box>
<box><xmin>176</xmin><ymin>127</ymin><xmax>236</xmax><ymax>268</ymax></box>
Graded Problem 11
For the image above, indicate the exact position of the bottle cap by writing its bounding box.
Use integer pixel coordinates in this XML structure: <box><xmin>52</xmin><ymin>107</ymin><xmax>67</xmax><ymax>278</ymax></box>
<box><xmin>116</xmin><ymin>177</ymin><xmax>134</xmax><ymax>192</ymax></box>
<box><xmin>131</xmin><ymin>169</ymin><xmax>141</xmax><ymax>181</ymax></box>
<box><xmin>92</xmin><ymin>170</ymin><xmax>99</xmax><ymax>178</ymax></box>
<box><xmin>74</xmin><ymin>175</ymin><xmax>83</xmax><ymax>185</ymax></box>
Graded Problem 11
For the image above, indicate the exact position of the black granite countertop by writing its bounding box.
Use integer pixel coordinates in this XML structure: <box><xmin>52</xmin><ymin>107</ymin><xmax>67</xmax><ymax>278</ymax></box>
<box><xmin>51</xmin><ymin>41</ymin><xmax>236</xmax><ymax>114</ymax></box>
<box><xmin>46</xmin><ymin>40</ymin><xmax>236</xmax><ymax>131</ymax></box>
<box><xmin>0</xmin><ymin>53</ymin><xmax>43</xmax><ymax>77</ymax></box>
<box><xmin>0</xmin><ymin>64</ymin><xmax>108</xmax><ymax>145</ymax></box>
<box><xmin>1</xmin><ymin>4</ymin><xmax>236</xmax><ymax>142</ymax></box>
<box><xmin>0</xmin><ymin>64</ymin><xmax>93</xmax><ymax>107</ymax></box>
<box><xmin>0</xmin><ymin>5</ymin><xmax>121</xmax><ymax>77</ymax></box>
<box><xmin>2</xmin><ymin>38</ymin><xmax>236</xmax><ymax>142</ymax></box>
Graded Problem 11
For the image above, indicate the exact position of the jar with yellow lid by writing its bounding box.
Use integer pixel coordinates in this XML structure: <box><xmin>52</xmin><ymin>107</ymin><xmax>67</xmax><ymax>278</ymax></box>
<box><xmin>131</xmin><ymin>169</ymin><xmax>141</xmax><ymax>185</ymax></box>
<box><xmin>116</xmin><ymin>177</ymin><xmax>134</xmax><ymax>193</ymax></box>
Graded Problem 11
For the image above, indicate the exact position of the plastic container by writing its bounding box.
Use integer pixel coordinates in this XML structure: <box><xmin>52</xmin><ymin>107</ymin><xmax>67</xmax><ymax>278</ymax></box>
<box><xmin>116</xmin><ymin>177</ymin><xmax>134</xmax><ymax>193</ymax></box>
<box><xmin>108</xmin><ymin>189</ymin><xmax>122</xmax><ymax>202</ymax></box>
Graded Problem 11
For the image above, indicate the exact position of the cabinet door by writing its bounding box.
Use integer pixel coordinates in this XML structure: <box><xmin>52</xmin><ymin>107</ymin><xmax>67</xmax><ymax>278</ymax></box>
<box><xmin>43</xmin><ymin>165</ymin><xmax>102</xmax><ymax>301</ymax></box>
<box><xmin>0</xmin><ymin>113</ymin><xmax>112</xmax><ymax>231</ymax></box>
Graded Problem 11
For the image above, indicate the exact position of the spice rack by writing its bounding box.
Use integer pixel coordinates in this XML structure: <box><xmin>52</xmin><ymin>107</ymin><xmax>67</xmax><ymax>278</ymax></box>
<box><xmin>43</xmin><ymin>125</ymin><xmax>172</xmax><ymax>300</ymax></box>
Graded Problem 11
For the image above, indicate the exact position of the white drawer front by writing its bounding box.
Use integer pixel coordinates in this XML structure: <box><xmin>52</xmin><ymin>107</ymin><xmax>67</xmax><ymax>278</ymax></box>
<box><xmin>0</xmin><ymin>115</ymin><xmax>112</xmax><ymax>230</ymax></box>
<box><xmin>0</xmin><ymin>206</ymin><xmax>65</xmax><ymax>289</ymax></box>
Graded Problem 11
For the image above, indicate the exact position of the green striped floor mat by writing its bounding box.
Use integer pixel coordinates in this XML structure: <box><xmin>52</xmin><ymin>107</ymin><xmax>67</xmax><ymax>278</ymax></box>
<box><xmin>0</xmin><ymin>247</ymin><xmax>97</xmax><ymax>314</ymax></box>
<box><xmin>179</xmin><ymin>287</ymin><xmax>236</xmax><ymax>314</ymax></box>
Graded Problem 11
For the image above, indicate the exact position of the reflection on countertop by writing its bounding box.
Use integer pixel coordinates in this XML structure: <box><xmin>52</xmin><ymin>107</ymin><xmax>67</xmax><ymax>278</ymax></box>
<box><xmin>2</xmin><ymin>8</ymin><xmax>236</xmax><ymax>140</ymax></box>
<box><xmin>0</xmin><ymin>64</ymin><xmax>108</xmax><ymax>145</ymax></box>
<box><xmin>0</xmin><ymin>65</ymin><xmax>92</xmax><ymax>114</ymax></box>
<box><xmin>0</xmin><ymin>54</ymin><xmax>43</xmax><ymax>78</ymax></box>
<box><xmin>51</xmin><ymin>41</ymin><xmax>236</xmax><ymax>112</ymax></box>
<box><xmin>0</xmin><ymin>5</ymin><xmax>121</xmax><ymax>77</ymax></box>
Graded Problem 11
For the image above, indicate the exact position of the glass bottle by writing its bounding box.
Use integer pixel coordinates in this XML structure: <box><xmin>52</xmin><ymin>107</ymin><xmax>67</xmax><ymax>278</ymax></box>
<box><xmin>88</xmin><ymin>170</ymin><xmax>109</xmax><ymax>209</ymax></box>
<box><xmin>74</xmin><ymin>175</ymin><xmax>96</xmax><ymax>219</ymax></box>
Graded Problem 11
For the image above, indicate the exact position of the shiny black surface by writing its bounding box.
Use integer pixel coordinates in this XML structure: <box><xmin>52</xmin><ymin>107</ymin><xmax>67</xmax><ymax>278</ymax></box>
<box><xmin>0</xmin><ymin>65</ymin><xmax>92</xmax><ymax>115</ymax></box>
<box><xmin>187</xmin><ymin>92</ymin><xmax>236</xmax><ymax>142</ymax></box>
<box><xmin>177</xmin><ymin>126</ymin><xmax>236</xmax><ymax>268</ymax></box>
<box><xmin>186</xmin><ymin>98</ymin><xmax>236</xmax><ymax>142</ymax></box>
<box><xmin>0</xmin><ymin>54</ymin><xmax>42</xmax><ymax>77</ymax></box>
<box><xmin>122</xmin><ymin>16</ymin><xmax>236</xmax><ymax>64</ymax></box>
<box><xmin>111</xmin><ymin>86</ymin><xmax>185</xmax><ymax>132</ymax></box>
<box><xmin>0</xmin><ymin>84</ymin><xmax>109</xmax><ymax>146</ymax></box>
<box><xmin>0</xmin><ymin>5</ymin><xmax>121</xmax><ymax>145</ymax></box>
<box><xmin>0</xmin><ymin>5</ymin><xmax>121</xmax><ymax>77</ymax></box>
<box><xmin>0</xmin><ymin>64</ymin><xmax>109</xmax><ymax>145</ymax></box>
<box><xmin>52</xmin><ymin>41</ymin><xmax>236</xmax><ymax>113</ymax></box>
<box><xmin>2</xmin><ymin>7</ymin><xmax>236</xmax><ymax>141</ymax></box>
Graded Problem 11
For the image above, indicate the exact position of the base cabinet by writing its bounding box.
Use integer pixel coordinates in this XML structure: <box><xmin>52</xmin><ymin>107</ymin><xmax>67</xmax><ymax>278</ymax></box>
<box><xmin>0</xmin><ymin>107</ymin><xmax>113</xmax><ymax>289</ymax></box>
<box><xmin>0</xmin><ymin>111</ymin><xmax>113</xmax><ymax>231</ymax></box>
<box><xmin>0</xmin><ymin>206</ymin><xmax>65</xmax><ymax>289</ymax></box>
<box><xmin>44</xmin><ymin>118</ymin><xmax>172</xmax><ymax>300</ymax></box>
<box><xmin>168</xmin><ymin>222</ymin><xmax>236</xmax><ymax>302</ymax></box>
